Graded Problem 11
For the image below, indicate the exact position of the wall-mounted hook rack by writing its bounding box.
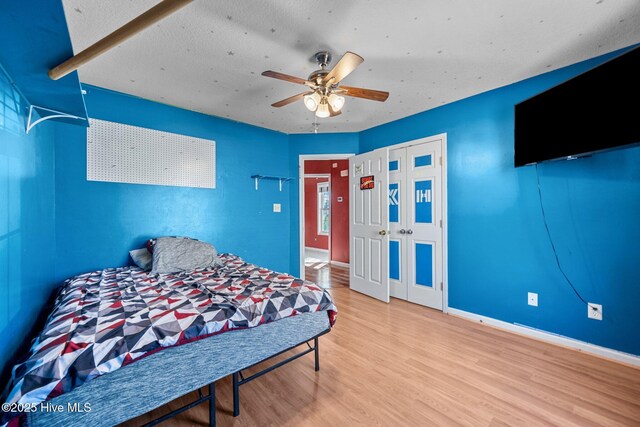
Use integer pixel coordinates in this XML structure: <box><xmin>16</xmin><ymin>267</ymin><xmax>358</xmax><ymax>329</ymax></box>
<box><xmin>251</xmin><ymin>175</ymin><xmax>294</xmax><ymax>191</ymax></box>
<box><xmin>26</xmin><ymin>105</ymin><xmax>86</xmax><ymax>134</ymax></box>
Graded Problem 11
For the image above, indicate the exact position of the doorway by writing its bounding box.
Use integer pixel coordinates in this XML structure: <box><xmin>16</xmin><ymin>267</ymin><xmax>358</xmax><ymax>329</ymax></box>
<box><xmin>304</xmin><ymin>175</ymin><xmax>331</xmax><ymax>266</ymax></box>
<box><xmin>299</xmin><ymin>154</ymin><xmax>354</xmax><ymax>282</ymax></box>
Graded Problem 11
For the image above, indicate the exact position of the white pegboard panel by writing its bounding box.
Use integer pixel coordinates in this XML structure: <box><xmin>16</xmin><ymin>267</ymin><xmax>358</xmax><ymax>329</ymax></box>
<box><xmin>87</xmin><ymin>118</ymin><xmax>215</xmax><ymax>189</ymax></box>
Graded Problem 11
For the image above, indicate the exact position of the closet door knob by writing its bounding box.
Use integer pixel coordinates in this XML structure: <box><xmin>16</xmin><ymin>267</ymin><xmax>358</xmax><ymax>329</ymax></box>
<box><xmin>378</xmin><ymin>230</ymin><xmax>388</xmax><ymax>236</ymax></box>
<box><xmin>406</xmin><ymin>229</ymin><xmax>413</xmax><ymax>235</ymax></box>
<box><xmin>399</xmin><ymin>229</ymin><xmax>407</xmax><ymax>234</ymax></box>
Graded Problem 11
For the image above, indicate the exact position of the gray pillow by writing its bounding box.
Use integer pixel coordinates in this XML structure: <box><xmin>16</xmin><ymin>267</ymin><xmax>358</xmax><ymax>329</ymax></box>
<box><xmin>151</xmin><ymin>237</ymin><xmax>221</xmax><ymax>274</ymax></box>
<box><xmin>129</xmin><ymin>248</ymin><xmax>153</xmax><ymax>271</ymax></box>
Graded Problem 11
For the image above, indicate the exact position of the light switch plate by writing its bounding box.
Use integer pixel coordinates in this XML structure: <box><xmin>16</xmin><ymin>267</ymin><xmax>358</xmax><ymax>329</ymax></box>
<box><xmin>528</xmin><ymin>292</ymin><xmax>538</xmax><ymax>307</ymax></box>
<box><xmin>273</xmin><ymin>203</ymin><xmax>281</xmax><ymax>213</ymax></box>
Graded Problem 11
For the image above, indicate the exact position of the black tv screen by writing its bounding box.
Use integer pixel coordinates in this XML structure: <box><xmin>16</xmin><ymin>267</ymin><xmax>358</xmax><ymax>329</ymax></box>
<box><xmin>514</xmin><ymin>47</ymin><xmax>640</xmax><ymax>167</ymax></box>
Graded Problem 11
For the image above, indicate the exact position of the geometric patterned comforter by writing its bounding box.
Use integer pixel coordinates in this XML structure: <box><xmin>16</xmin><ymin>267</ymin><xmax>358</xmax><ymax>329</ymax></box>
<box><xmin>1</xmin><ymin>254</ymin><xmax>337</xmax><ymax>422</ymax></box>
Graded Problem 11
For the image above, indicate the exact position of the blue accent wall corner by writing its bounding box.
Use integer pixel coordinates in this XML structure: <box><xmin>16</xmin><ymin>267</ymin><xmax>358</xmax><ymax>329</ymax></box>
<box><xmin>0</xmin><ymin>69</ymin><xmax>57</xmax><ymax>378</ymax></box>
<box><xmin>54</xmin><ymin>85</ymin><xmax>292</xmax><ymax>281</ymax></box>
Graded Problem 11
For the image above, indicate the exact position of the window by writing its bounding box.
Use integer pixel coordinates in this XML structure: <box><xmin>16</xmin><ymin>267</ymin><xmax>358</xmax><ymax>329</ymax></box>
<box><xmin>317</xmin><ymin>182</ymin><xmax>330</xmax><ymax>235</ymax></box>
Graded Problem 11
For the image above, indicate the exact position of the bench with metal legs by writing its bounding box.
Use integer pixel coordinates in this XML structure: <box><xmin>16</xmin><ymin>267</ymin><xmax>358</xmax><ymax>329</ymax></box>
<box><xmin>233</xmin><ymin>331</ymin><xmax>328</xmax><ymax>417</ymax></box>
<box><xmin>143</xmin><ymin>382</ymin><xmax>216</xmax><ymax>427</ymax></box>
<box><xmin>141</xmin><ymin>329</ymin><xmax>328</xmax><ymax>426</ymax></box>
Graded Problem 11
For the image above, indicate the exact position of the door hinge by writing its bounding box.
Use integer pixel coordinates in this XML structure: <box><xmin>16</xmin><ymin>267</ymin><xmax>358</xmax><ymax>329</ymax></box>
<box><xmin>439</xmin><ymin>156</ymin><xmax>442</xmax><ymax>166</ymax></box>
<box><xmin>439</xmin><ymin>219</ymin><xmax>442</xmax><ymax>228</ymax></box>
<box><xmin>440</xmin><ymin>282</ymin><xmax>443</xmax><ymax>290</ymax></box>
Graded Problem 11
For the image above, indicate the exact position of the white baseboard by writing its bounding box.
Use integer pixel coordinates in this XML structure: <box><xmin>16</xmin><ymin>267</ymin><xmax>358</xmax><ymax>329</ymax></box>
<box><xmin>330</xmin><ymin>260</ymin><xmax>350</xmax><ymax>268</ymax></box>
<box><xmin>447</xmin><ymin>308</ymin><xmax>640</xmax><ymax>368</ymax></box>
<box><xmin>304</xmin><ymin>247</ymin><xmax>329</xmax><ymax>253</ymax></box>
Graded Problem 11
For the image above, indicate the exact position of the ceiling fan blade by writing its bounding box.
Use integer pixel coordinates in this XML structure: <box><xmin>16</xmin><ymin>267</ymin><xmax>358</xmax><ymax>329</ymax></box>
<box><xmin>322</xmin><ymin>52</ymin><xmax>364</xmax><ymax>85</ymax></box>
<box><xmin>262</xmin><ymin>70</ymin><xmax>313</xmax><ymax>86</ymax></box>
<box><xmin>340</xmin><ymin>85</ymin><xmax>389</xmax><ymax>102</ymax></box>
<box><xmin>271</xmin><ymin>91</ymin><xmax>313</xmax><ymax>108</ymax></box>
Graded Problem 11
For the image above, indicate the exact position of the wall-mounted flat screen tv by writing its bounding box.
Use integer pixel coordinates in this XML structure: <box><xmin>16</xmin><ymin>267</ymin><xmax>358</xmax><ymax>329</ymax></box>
<box><xmin>514</xmin><ymin>46</ymin><xmax>639</xmax><ymax>167</ymax></box>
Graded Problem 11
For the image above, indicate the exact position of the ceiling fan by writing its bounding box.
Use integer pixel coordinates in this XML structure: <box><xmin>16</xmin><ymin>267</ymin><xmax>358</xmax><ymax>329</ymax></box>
<box><xmin>262</xmin><ymin>51</ymin><xmax>389</xmax><ymax>118</ymax></box>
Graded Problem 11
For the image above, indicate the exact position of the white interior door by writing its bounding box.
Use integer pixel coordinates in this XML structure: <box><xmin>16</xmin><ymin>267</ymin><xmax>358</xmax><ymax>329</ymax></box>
<box><xmin>349</xmin><ymin>148</ymin><xmax>389</xmax><ymax>302</ymax></box>
<box><xmin>406</xmin><ymin>141</ymin><xmax>443</xmax><ymax>309</ymax></box>
<box><xmin>388</xmin><ymin>148</ymin><xmax>407</xmax><ymax>300</ymax></box>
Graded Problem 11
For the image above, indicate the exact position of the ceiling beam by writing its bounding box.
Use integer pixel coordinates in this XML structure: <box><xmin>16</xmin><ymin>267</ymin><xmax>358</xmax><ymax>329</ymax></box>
<box><xmin>49</xmin><ymin>0</ymin><xmax>193</xmax><ymax>81</ymax></box>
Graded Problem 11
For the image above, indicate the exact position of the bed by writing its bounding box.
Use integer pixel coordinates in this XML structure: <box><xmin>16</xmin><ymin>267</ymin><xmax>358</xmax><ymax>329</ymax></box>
<box><xmin>1</xmin><ymin>253</ymin><xmax>337</xmax><ymax>426</ymax></box>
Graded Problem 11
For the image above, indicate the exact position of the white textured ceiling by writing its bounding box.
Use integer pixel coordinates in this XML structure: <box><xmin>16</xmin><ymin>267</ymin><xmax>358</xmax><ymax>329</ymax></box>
<box><xmin>62</xmin><ymin>0</ymin><xmax>640</xmax><ymax>134</ymax></box>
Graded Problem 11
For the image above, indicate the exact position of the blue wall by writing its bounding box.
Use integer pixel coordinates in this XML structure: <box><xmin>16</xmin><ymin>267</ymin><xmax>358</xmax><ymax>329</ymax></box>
<box><xmin>54</xmin><ymin>85</ymin><xmax>291</xmax><ymax>282</ymax></box>
<box><xmin>360</xmin><ymin>49</ymin><xmax>640</xmax><ymax>356</ymax></box>
<box><xmin>0</xmin><ymin>71</ymin><xmax>57</xmax><ymax>377</ymax></box>
<box><xmin>2</xmin><ymin>20</ymin><xmax>638</xmax><ymax>391</ymax></box>
<box><xmin>287</xmin><ymin>133</ymin><xmax>359</xmax><ymax>276</ymax></box>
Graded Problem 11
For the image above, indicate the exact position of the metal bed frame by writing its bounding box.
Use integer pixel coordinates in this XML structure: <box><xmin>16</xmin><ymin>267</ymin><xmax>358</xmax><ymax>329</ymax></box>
<box><xmin>141</xmin><ymin>329</ymin><xmax>330</xmax><ymax>427</ymax></box>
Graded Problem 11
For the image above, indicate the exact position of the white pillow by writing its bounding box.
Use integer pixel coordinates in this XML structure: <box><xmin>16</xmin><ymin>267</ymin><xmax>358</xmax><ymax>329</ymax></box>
<box><xmin>129</xmin><ymin>248</ymin><xmax>153</xmax><ymax>271</ymax></box>
<box><xmin>151</xmin><ymin>237</ymin><xmax>221</xmax><ymax>274</ymax></box>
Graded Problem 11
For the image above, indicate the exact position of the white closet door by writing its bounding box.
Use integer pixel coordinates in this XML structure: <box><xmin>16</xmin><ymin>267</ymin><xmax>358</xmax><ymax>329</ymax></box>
<box><xmin>406</xmin><ymin>141</ymin><xmax>443</xmax><ymax>309</ymax></box>
<box><xmin>349</xmin><ymin>148</ymin><xmax>390</xmax><ymax>302</ymax></box>
<box><xmin>388</xmin><ymin>148</ymin><xmax>407</xmax><ymax>300</ymax></box>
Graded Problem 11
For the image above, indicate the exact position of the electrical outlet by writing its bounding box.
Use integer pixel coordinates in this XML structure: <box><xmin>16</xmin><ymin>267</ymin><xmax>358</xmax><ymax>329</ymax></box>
<box><xmin>273</xmin><ymin>203</ymin><xmax>281</xmax><ymax>213</ymax></box>
<box><xmin>587</xmin><ymin>303</ymin><xmax>602</xmax><ymax>320</ymax></box>
<box><xmin>528</xmin><ymin>292</ymin><xmax>538</xmax><ymax>307</ymax></box>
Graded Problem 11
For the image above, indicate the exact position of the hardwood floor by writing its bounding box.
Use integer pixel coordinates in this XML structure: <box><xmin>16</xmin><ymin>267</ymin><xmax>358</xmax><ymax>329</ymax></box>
<box><xmin>304</xmin><ymin>263</ymin><xmax>349</xmax><ymax>289</ymax></box>
<box><xmin>125</xmin><ymin>287</ymin><xmax>640</xmax><ymax>426</ymax></box>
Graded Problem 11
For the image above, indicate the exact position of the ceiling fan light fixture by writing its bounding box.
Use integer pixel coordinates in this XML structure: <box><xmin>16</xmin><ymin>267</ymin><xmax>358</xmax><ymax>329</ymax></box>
<box><xmin>262</xmin><ymin>51</ymin><xmax>389</xmax><ymax>121</ymax></box>
<box><xmin>328</xmin><ymin>93</ymin><xmax>345</xmax><ymax>111</ymax></box>
<box><xmin>315</xmin><ymin>99</ymin><xmax>330</xmax><ymax>118</ymax></box>
<box><xmin>304</xmin><ymin>92</ymin><xmax>321</xmax><ymax>111</ymax></box>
